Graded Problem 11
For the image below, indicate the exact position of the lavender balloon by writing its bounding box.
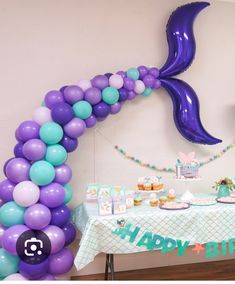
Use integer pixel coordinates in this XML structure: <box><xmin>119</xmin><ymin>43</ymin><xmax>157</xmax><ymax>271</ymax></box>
<box><xmin>85</xmin><ymin>114</ymin><xmax>97</xmax><ymax>128</ymax></box>
<box><xmin>17</xmin><ymin>121</ymin><xmax>40</xmax><ymax>142</ymax></box>
<box><xmin>43</xmin><ymin>225</ymin><xmax>65</xmax><ymax>254</ymax></box>
<box><xmin>5</xmin><ymin>158</ymin><xmax>30</xmax><ymax>183</ymax></box>
<box><xmin>54</xmin><ymin>164</ymin><xmax>72</xmax><ymax>185</ymax></box>
<box><xmin>64</xmin><ymin>118</ymin><xmax>86</xmax><ymax>138</ymax></box>
<box><xmin>63</xmin><ymin>85</ymin><xmax>84</xmax><ymax>104</ymax></box>
<box><xmin>84</xmin><ymin>87</ymin><xmax>101</xmax><ymax>105</ymax></box>
<box><xmin>22</xmin><ymin>139</ymin><xmax>46</xmax><ymax>161</ymax></box>
<box><xmin>48</xmin><ymin>248</ymin><xmax>73</xmax><ymax>275</ymax></box>
<box><xmin>40</xmin><ymin>183</ymin><xmax>65</xmax><ymax>208</ymax></box>
<box><xmin>24</xmin><ymin>203</ymin><xmax>51</xmax><ymax>230</ymax></box>
<box><xmin>45</xmin><ymin>90</ymin><xmax>64</xmax><ymax>109</ymax></box>
<box><xmin>0</xmin><ymin>225</ymin><xmax>5</xmax><ymax>247</ymax></box>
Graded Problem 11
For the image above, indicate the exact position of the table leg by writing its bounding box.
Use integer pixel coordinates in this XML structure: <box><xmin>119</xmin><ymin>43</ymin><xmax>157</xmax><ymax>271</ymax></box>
<box><xmin>104</xmin><ymin>254</ymin><xmax>115</xmax><ymax>280</ymax></box>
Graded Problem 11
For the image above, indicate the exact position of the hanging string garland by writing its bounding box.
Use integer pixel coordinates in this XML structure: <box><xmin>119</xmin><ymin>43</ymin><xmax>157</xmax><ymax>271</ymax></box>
<box><xmin>114</xmin><ymin>140</ymin><xmax>235</xmax><ymax>174</ymax></box>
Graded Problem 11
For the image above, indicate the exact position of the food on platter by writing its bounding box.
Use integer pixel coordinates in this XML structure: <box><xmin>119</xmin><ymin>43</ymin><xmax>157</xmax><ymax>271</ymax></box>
<box><xmin>134</xmin><ymin>196</ymin><xmax>142</xmax><ymax>206</ymax></box>
<box><xmin>167</xmin><ymin>189</ymin><xmax>176</xmax><ymax>202</ymax></box>
<box><xmin>216</xmin><ymin>196</ymin><xmax>235</xmax><ymax>204</ymax></box>
<box><xmin>160</xmin><ymin>202</ymin><xmax>190</xmax><ymax>210</ymax></box>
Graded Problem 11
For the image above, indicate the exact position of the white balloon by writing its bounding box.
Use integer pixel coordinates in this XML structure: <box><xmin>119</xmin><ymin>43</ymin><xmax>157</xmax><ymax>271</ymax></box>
<box><xmin>134</xmin><ymin>80</ymin><xmax>145</xmax><ymax>94</ymax></box>
<box><xmin>13</xmin><ymin>181</ymin><xmax>40</xmax><ymax>207</ymax></box>
<box><xmin>77</xmin><ymin>79</ymin><xmax>91</xmax><ymax>91</ymax></box>
<box><xmin>33</xmin><ymin>106</ymin><xmax>52</xmax><ymax>125</ymax></box>
<box><xmin>4</xmin><ymin>273</ymin><xmax>28</xmax><ymax>281</ymax></box>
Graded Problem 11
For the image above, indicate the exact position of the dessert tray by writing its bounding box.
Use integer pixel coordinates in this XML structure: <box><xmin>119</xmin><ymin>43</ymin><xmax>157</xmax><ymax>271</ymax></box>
<box><xmin>159</xmin><ymin>202</ymin><xmax>190</xmax><ymax>210</ymax></box>
<box><xmin>216</xmin><ymin>196</ymin><xmax>235</xmax><ymax>204</ymax></box>
<box><xmin>136</xmin><ymin>188</ymin><xmax>165</xmax><ymax>193</ymax></box>
<box><xmin>190</xmin><ymin>199</ymin><xmax>217</xmax><ymax>206</ymax></box>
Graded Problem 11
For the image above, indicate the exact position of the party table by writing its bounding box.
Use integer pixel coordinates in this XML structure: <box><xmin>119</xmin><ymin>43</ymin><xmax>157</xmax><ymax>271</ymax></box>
<box><xmin>72</xmin><ymin>193</ymin><xmax>235</xmax><ymax>278</ymax></box>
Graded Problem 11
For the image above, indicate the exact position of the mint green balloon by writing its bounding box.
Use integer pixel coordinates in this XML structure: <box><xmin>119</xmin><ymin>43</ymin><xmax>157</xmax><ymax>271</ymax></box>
<box><xmin>45</xmin><ymin>144</ymin><xmax>67</xmax><ymax>166</ymax></box>
<box><xmin>39</xmin><ymin>122</ymin><xmax>63</xmax><ymax>145</ymax></box>
<box><xmin>0</xmin><ymin>202</ymin><xmax>25</xmax><ymax>227</ymax></box>
<box><xmin>0</xmin><ymin>249</ymin><xmax>20</xmax><ymax>278</ymax></box>
<box><xmin>73</xmin><ymin>101</ymin><xmax>92</xmax><ymax>119</ymax></box>
<box><xmin>141</xmin><ymin>87</ymin><xmax>152</xmax><ymax>97</ymax></box>
<box><xmin>64</xmin><ymin>184</ymin><xmax>73</xmax><ymax>204</ymax></box>
<box><xmin>29</xmin><ymin>160</ymin><xmax>55</xmax><ymax>186</ymax></box>
<box><xmin>127</xmin><ymin>68</ymin><xmax>139</xmax><ymax>80</ymax></box>
<box><xmin>102</xmin><ymin>87</ymin><xmax>119</xmax><ymax>105</ymax></box>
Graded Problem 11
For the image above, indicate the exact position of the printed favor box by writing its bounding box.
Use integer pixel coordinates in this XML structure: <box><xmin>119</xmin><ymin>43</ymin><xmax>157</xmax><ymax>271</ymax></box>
<box><xmin>98</xmin><ymin>197</ymin><xmax>112</xmax><ymax>216</ymax></box>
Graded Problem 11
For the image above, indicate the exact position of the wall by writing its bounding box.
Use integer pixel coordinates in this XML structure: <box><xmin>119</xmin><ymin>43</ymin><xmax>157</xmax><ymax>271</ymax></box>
<box><xmin>0</xmin><ymin>0</ymin><xmax>235</xmax><ymax>277</ymax></box>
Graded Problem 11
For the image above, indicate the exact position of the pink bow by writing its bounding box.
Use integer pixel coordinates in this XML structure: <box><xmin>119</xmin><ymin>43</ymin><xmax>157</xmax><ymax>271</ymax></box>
<box><xmin>179</xmin><ymin>152</ymin><xmax>198</xmax><ymax>164</ymax></box>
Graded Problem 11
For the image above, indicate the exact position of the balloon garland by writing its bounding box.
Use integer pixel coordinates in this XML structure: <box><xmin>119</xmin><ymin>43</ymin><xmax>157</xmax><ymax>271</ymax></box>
<box><xmin>0</xmin><ymin>1</ymin><xmax>221</xmax><ymax>280</ymax></box>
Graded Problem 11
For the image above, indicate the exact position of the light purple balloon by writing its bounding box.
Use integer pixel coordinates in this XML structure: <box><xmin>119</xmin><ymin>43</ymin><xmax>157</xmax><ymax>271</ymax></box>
<box><xmin>40</xmin><ymin>183</ymin><xmax>65</xmax><ymax>208</ymax></box>
<box><xmin>5</xmin><ymin>158</ymin><xmax>30</xmax><ymax>183</ymax></box>
<box><xmin>64</xmin><ymin>118</ymin><xmax>86</xmax><ymax>138</ymax></box>
<box><xmin>48</xmin><ymin>248</ymin><xmax>74</xmax><ymax>275</ymax></box>
<box><xmin>85</xmin><ymin>115</ymin><xmax>97</xmax><ymax>128</ymax></box>
<box><xmin>54</xmin><ymin>164</ymin><xmax>72</xmax><ymax>185</ymax></box>
<box><xmin>17</xmin><ymin>121</ymin><xmax>40</xmax><ymax>142</ymax></box>
<box><xmin>110</xmin><ymin>102</ymin><xmax>122</xmax><ymax>114</ymax></box>
<box><xmin>84</xmin><ymin>87</ymin><xmax>101</xmax><ymax>105</ymax></box>
<box><xmin>0</xmin><ymin>224</ymin><xmax>6</xmax><ymax>247</ymax></box>
<box><xmin>149</xmin><ymin>67</ymin><xmax>159</xmax><ymax>78</ymax></box>
<box><xmin>0</xmin><ymin>179</ymin><xmax>15</xmax><ymax>202</ymax></box>
<box><xmin>116</xmin><ymin>71</ymin><xmax>126</xmax><ymax>79</ymax></box>
<box><xmin>0</xmin><ymin>198</ymin><xmax>4</xmax><ymax>207</ymax></box>
<box><xmin>14</xmin><ymin>142</ymin><xmax>25</xmax><ymax>158</ymax></box>
<box><xmin>23</xmin><ymin>139</ymin><xmax>46</xmax><ymax>161</ymax></box>
<box><xmin>143</xmin><ymin>74</ymin><xmax>155</xmax><ymax>88</ymax></box>
<box><xmin>127</xmin><ymin>91</ymin><xmax>137</xmax><ymax>100</ymax></box>
<box><xmin>123</xmin><ymin>77</ymin><xmax>135</xmax><ymax>91</ymax></box>
<box><xmin>91</xmin><ymin>75</ymin><xmax>109</xmax><ymax>90</ymax></box>
<box><xmin>2</xmin><ymin>225</ymin><xmax>28</xmax><ymax>255</ymax></box>
<box><xmin>64</xmin><ymin>85</ymin><xmax>84</xmax><ymax>105</ymax></box>
<box><xmin>138</xmin><ymin>65</ymin><xmax>148</xmax><ymax>79</ymax></box>
<box><xmin>43</xmin><ymin>225</ymin><xmax>65</xmax><ymax>254</ymax></box>
<box><xmin>45</xmin><ymin>90</ymin><xmax>64</xmax><ymax>109</ymax></box>
<box><xmin>15</xmin><ymin>128</ymin><xmax>22</xmax><ymax>142</ymax></box>
<box><xmin>24</xmin><ymin>203</ymin><xmax>51</xmax><ymax>230</ymax></box>
<box><xmin>153</xmin><ymin>79</ymin><xmax>161</xmax><ymax>89</ymax></box>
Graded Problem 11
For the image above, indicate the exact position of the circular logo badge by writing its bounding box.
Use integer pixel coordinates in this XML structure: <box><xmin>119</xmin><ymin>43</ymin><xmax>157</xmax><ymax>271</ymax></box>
<box><xmin>16</xmin><ymin>230</ymin><xmax>51</xmax><ymax>265</ymax></box>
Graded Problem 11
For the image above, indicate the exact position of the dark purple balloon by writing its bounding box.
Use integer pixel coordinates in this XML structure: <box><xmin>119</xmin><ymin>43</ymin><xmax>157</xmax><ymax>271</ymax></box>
<box><xmin>63</xmin><ymin>85</ymin><xmax>84</xmax><ymax>105</ymax></box>
<box><xmin>54</xmin><ymin>164</ymin><xmax>72</xmax><ymax>185</ymax></box>
<box><xmin>0</xmin><ymin>179</ymin><xmax>15</xmax><ymax>202</ymax></box>
<box><xmin>40</xmin><ymin>183</ymin><xmax>65</xmax><ymax>208</ymax></box>
<box><xmin>84</xmin><ymin>87</ymin><xmax>102</xmax><ymax>105</ymax></box>
<box><xmin>160</xmin><ymin>2</ymin><xmax>210</xmax><ymax>77</ymax></box>
<box><xmin>14</xmin><ymin>142</ymin><xmax>24</xmax><ymax>158</ymax></box>
<box><xmin>138</xmin><ymin>66</ymin><xmax>148</xmax><ymax>79</ymax></box>
<box><xmin>104</xmin><ymin>73</ymin><xmax>113</xmax><ymax>79</ymax></box>
<box><xmin>61</xmin><ymin>222</ymin><xmax>76</xmax><ymax>246</ymax></box>
<box><xmin>116</xmin><ymin>71</ymin><xmax>126</xmax><ymax>79</ymax></box>
<box><xmin>45</xmin><ymin>90</ymin><xmax>64</xmax><ymax>109</ymax></box>
<box><xmin>143</xmin><ymin>74</ymin><xmax>155</xmax><ymax>88</ymax></box>
<box><xmin>123</xmin><ymin>77</ymin><xmax>135</xmax><ymax>91</ymax></box>
<box><xmin>148</xmin><ymin>67</ymin><xmax>160</xmax><ymax>78</ymax></box>
<box><xmin>93</xmin><ymin>102</ymin><xmax>110</xmax><ymax>118</ymax></box>
<box><xmin>50</xmin><ymin>205</ymin><xmax>71</xmax><ymax>227</ymax></box>
<box><xmin>17</xmin><ymin>121</ymin><xmax>40</xmax><ymax>142</ymax></box>
<box><xmin>118</xmin><ymin>88</ymin><xmax>128</xmax><ymax>102</ymax></box>
<box><xmin>60</xmin><ymin>135</ymin><xmax>78</xmax><ymax>152</ymax></box>
<box><xmin>5</xmin><ymin>158</ymin><xmax>30</xmax><ymax>183</ymax></box>
<box><xmin>20</xmin><ymin>259</ymin><xmax>49</xmax><ymax>280</ymax></box>
<box><xmin>91</xmin><ymin>75</ymin><xmax>109</xmax><ymax>90</ymax></box>
<box><xmin>160</xmin><ymin>78</ymin><xmax>222</xmax><ymax>144</ymax></box>
<box><xmin>48</xmin><ymin>248</ymin><xmax>74</xmax><ymax>275</ymax></box>
<box><xmin>127</xmin><ymin>91</ymin><xmax>136</xmax><ymax>100</ymax></box>
<box><xmin>51</xmin><ymin>102</ymin><xmax>74</xmax><ymax>125</ymax></box>
<box><xmin>85</xmin><ymin>115</ymin><xmax>97</xmax><ymax>128</ymax></box>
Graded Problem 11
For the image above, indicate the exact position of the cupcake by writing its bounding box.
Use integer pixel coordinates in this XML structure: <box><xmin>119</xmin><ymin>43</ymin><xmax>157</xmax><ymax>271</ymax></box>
<box><xmin>134</xmin><ymin>196</ymin><xmax>142</xmax><ymax>206</ymax></box>
<box><xmin>159</xmin><ymin>196</ymin><xmax>168</xmax><ymax>205</ymax></box>
<box><xmin>167</xmin><ymin>188</ymin><xmax>176</xmax><ymax>202</ymax></box>
<box><xmin>144</xmin><ymin>182</ymin><xmax>152</xmax><ymax>191</ymax></box>
<box><xmin>137</xmin><ymin>177</ymin><xmax>145</xmax><ymax>190</ymax></box>
<box><xmin>152</xmin><ymin>182</ymin><xmax>164</xmax><ymax>191</ymax></box>
<box><xmin>149</xmin><ymin>193</ymin><xmax>158</xmax><ymax>207</ymax></box>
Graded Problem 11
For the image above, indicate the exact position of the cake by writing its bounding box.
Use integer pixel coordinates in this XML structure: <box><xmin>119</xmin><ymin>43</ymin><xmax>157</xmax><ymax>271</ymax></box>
<box><xmin>167</xmin><ymin>189</ymin><xmax>176</xmax><ymax>202</ymax></box>
<box><xmin>176</xmin><ymin>152</ymin><xmax>199</xmax><ymax>179</ymax></box>
<box><xmin>134</xmin><ymin>196</ymin><xmax>142</xmax><ymax>206</ymax></box>
<box><xmin>137</xmin><ymin>176</ymin><xmax>164</xmax><ymax>191</ymax></box>
<box><xmin>144</xmin><ymin>182</ymin><xmax>152</xmax><ymax>191</ymax></box>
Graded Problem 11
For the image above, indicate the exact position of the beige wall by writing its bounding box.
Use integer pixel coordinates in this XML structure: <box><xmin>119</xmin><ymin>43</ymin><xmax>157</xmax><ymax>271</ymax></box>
<box><xmin>0</xmin><ymin>0</ymin><xmax>235</xmax><ymax>277</ymax></box>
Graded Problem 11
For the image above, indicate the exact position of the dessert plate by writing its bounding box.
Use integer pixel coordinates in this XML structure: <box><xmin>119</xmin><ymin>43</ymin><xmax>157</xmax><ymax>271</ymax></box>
<box><xmin>159</xmin><ymin>202</ymin><xmax>190</xmax><ymax>210</ymax></box>
<box><xmin>216</xmin><ymin>197</ymin><xmax>235</xmax><ymax>204</ymax></box>
<box><xmin>190</xmin><ymin>199</ymin><xmax>216</xmax><ymax>206</ymax></box>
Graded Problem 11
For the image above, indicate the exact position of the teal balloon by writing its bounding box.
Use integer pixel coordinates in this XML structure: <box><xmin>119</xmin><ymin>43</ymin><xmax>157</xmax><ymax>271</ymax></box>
<box><xmin>45</xmin><ymin>144</ymin><xmax>68</xmax><ymax>166</ymax></box>
<box><xmin>0</xmin><ymin>201</ymin><xmax>25</xmax><ymax>227</ymax></box>
<box><xmin>102</xmin><ymin>87</ymin><xmax>119</xmax><ymax>105</ymax></box>
<box><xmin>127</xmin><ymin>68</ymin><xmax>139</xmax><ymax>80</ymax></box>
<box><xmin>73</xmin><ymin>101</ymin><xmax>92</xmax><ymax>119</ymax></box>
<box><xmin>39</xmin><ymin>122</ymin><xmax>63</xmax><ymax>145</ymax></box>
<box><xmin>41</xmin><ymin>101</ymin><xmax>46</xmax><ymax>106</ymax></box>
<box><xmin>29</xmin><ymin>160</ymin><xmax>55</xmax><ymax>186</ymax></box>
<box><xmin>0</xmin><ymin>249</ymin><xmax>20</xmax><ymax>278</ymax></box>
<box><xmin>64</xmin><ymin>184</ymin><xmax>73</xmax><ymax>204</ymax></box>
<box><xmin>141</xmin><ymin>87</ymin><xmax>152</xmax><ymax>97</ymax></box>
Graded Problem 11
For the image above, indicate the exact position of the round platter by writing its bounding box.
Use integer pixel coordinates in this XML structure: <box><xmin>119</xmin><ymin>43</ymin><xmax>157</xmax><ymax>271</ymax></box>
<box><xmin>135</xmin><ymin>189</ymin><xmax>165</xmax><ymax>194</ymax></box>
<box><xmin>216</xmin><ymin>197</ymin><xmax>235</xmax><ymax>204</ymax></box>
<box><xmin>159</xmin><ymin>202</ymin><xmax>190</xmax><ymax>210</ymax></box>
<box><xmin>174</xmin><ymin>177</ymin><xmax>202</xmax><ymax>182</ymax></box>
<box><xmin>190</xmin><ymin>199</ymin><xmax>217</xmax><ymax>206</ymax></box>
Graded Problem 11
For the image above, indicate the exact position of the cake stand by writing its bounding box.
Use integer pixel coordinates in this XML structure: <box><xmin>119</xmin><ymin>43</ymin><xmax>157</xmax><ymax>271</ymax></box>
<box><xmin>135</xmin><ymin>188</ymin><xmax>165</xmax><ymax>200</ymax></box>
<box><xmin>175</xmin><ymin>177</ymin><xmax>201</xmax><ymax>202</ymax></box>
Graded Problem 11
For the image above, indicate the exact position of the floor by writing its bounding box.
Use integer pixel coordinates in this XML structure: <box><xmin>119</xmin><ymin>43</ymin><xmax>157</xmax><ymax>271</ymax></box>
<box><xmin>72</xmin><ymin>259</ymin><xmax>235</xmax><ymax>280</ymax></box>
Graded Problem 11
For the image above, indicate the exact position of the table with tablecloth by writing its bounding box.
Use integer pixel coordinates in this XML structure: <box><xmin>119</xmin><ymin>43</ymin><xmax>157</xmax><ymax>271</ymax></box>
<box><xmin>72</xmin><ymin>193</ymin><xmax>235</xmax><ymax>271</ymax></box>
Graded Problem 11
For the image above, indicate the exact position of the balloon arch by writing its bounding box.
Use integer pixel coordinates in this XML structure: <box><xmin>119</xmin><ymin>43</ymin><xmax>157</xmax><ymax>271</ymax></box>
<box><xmin>0</xmin><ymin>2</ymin><xmax>221</xmax><ymax>280</ymax></box>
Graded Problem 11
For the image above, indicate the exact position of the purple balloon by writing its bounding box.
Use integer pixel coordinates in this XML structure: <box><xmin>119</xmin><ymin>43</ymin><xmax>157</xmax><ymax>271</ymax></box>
<box><xmin>61</xmin><ymin>222</ymin><xmax>76</xmax><ymax>246</ymax></box>
<box><xmin>153</xmin><ymin>79</ymin><xmax>161</xmax><ymax>89</ymax></box>
<box><xmin>45</xmin><ymin>90</ymin><xmax>64</xmax><ymax>109</ymax></box>
<box><xmin>0</xmin><ymin>198</ymin><xmax>4</xmax><ymax>207</ymax></box>
<box><xmin>116</xmin><ymin>71</ymin><xmax>126</xmax><ymax>79</ymax></box>
<box><xmin>123</xmin><ymin>77</ymin><xmax>135</xmax><ymax>91</ymax></box>
<box><xmin>50</xmin><ymin>205</ymin><xmax>71</xmax><ymax>227</ymax></box>
<box><xmin>14</xmin><ymin>142</ymin><xmax>25</xmax><ymax>158</ymax></box>
<box><xmin>138</xmin><ymin>66</ymin><xmax>148</xmax><ymax>79</ymax></box>
<box><xmin>20</xmin><ymin>259</ymin><xmax>49</xmax><ymax>280</ymax></box>
<box><xmin>54</xmin><ymin>164</ymin><xmax>72</xmax><ymax>185</ymax></box>
<box><xmin>110</xmin><ymin>102</ymin><xmax>122</xmax><ymax>114</ymax></box>
<box><xmin>59</xmin><ymin>85</ymin><xmax>68</xmax><ymax>93</ymax></box>
<box><xmin>85</xmin><ymin>114</ymin><xmax>97</xmax><ymax>128</ymax></box>
<box><xmin>63</xmin><ymin>85</ymin><xmax>84</xmax><ymax>105</ymax></box>
<box><xmin>2</xmin><ymin>225</ymin><xmax>28</xmax><ymax>255</ymax></box>
<box><xmin>93</xmin><ymin>102</ymin><xmax>110</xmax><ymax>118</ymax></box>
<box><xmin>118</xmin><ymin>88</ymin><xmax>128</xmax><ymax>102</ymax></box>
<box><xmin>127</xmin><ymin>91</ymin><xmax>137</xmax><ymax>100</ymax></box>
<box><xmin>84</xmin><ymin>87</ymin><xmax>102</xmax><ymax>105</ymax></box>
<box><xmin>17</xmin><ymin>121</ymin><xmax>40</xmax><ymax>142</ymax></box>
<box><xmin>0</xmin><ymin>179</ymin><xmax>15</xmax><ymax>202</ymax></box>
<box><xmin>39</xmin><ymin>273</ymin><xmax>56</xmax><ymax>280</ymax></box>
<box><xmin>24</xmin><ymin>203</ymin><xmax>51</xmax><ymax>230</ymax></box>
<box><xmin>51</xmin><ymin>102</ymin><xmax>74</xmax><ymax>125</ymax></box>
<box><xmin>43</xmin><ymin>225</ymin><xmax>65</xmax><ymax>254</ymax></box>
<box><xmin>60</xmin><ymin>135</ymin><xmax>78</xmax><ymax>153</ymax></box>
<box><xmin>48</xmin><ymin>248</ymin><xmax>74</xmax><ymax>275</ymax></box>
<box><xmin>160</xmin><ymin>78</ymin><xmax>222</xmax><ymax>144</ymax></box>
<box><xmin>149</xmin><ymin>67</ymin><xmax>159</xmax><ymax>78</ymax></box>
<box><xmin>5</xmin><ymin>158</ymin><xmax>30</xmax><ymax>183</ymax></box>
<box><xmin>104</xmin><ymin>73</ymin><xmax>113</xmax><ymax>79</ymax></box>
<box><xmin>64</xmin><ymin>118</ymin><xmax>86</xmax><ymax>138</ymax></box>
<box><xmin>91</xmin><ymin>75</ymin><xmax>109</xmax><ymax>90</ymax></box>
<box><xmin>15</xmin><ymin>128</ymin><xmax>22</xmax><ymax>142</ymax></box>
<box><xmin>40</xmin><ymin>183</ymin><xmax>65</xmax><ymax>208</ymax></box>
<box><xmin>143</xmin><ymin>74</ymin><xmax>155</xmax><ymax>88</ymax></box>
<box><xmin>0</xmin><ymin>225</ymin><xmax>6</xmax><ymax>247</ymax></box>
<box><xmin>22</xmin><ymin>139</ymin><xmax>46</xmax><ymax>161</ymax></box>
